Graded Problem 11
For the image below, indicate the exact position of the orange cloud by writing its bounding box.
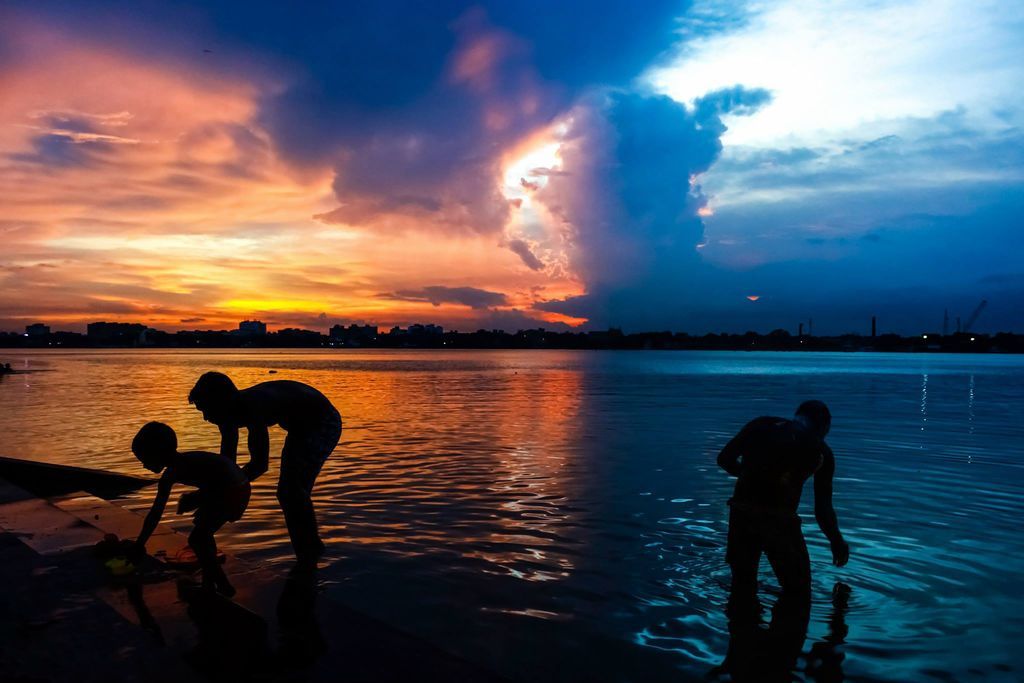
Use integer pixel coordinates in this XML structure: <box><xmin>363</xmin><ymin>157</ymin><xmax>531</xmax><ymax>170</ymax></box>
<box><xmin>0</xmin><ymin>18</ymin><xmax>585</xmax><ymax>333</ymax></box>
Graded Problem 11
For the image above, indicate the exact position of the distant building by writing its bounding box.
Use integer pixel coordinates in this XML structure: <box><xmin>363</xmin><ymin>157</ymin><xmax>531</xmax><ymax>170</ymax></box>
<box><xmin>237</xmin><ymin>320</ymin><xmax>267</xmax><ymax>336</ymax></box>
<box><xmin>25</xmin><ymin>323</ymin><xmax>50</xmax><ymax>337</ymax></box>
<box><xmin>87</xmin><ymin>322</ymin><xmax>148</xmax><ymax>345</ymax></box>
<box><xmin>408</xmin><ymin>324</ymin><xmax>443</xmax><ymax>335</ymax></box>
<box><xmin>275</xmin><ymin>328</ymin><xmax>323</xmax><ymax>347</ymax></box>
<box><xmin>329</xmin><ymin>324</ymin><xmax>377</xmax><ymax>346</ymax></box>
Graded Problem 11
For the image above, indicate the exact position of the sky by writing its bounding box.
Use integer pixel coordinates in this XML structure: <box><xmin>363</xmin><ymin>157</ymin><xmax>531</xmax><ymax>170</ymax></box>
<box><xmin>1</xmin><ymin>0</ymin><xmax>1022</xmax><ymax>335</ymax></box>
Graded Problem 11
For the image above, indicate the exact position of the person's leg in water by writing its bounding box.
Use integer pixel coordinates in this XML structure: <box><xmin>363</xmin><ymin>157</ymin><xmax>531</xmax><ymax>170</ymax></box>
<box><xmin>726</xmin><ymin>506</ymin><xmax>763</xmax><ymax>619</ymax></box>
<box><xmin>762</xmin><ymin>587</ymin><xmax>812</xmax><ymax>680</ymax></box>
<box><xmin>718</xmin><ymin>506</ymin><xmax>770</xmax><ymax>680</ymax></box>
<box><xmin>190</xmin><ymin>517</ymin><xmax>233</xmax><ymax>597</ymax></box>
<box><xmin>763</xmin><ymin>515</ymin><xmax>811</xmax><ymax>598</ymax></box>
<box><xmin>278</xmin><ymin>412</ymin><xmax>341</xmax><ymax>564</ymax></box>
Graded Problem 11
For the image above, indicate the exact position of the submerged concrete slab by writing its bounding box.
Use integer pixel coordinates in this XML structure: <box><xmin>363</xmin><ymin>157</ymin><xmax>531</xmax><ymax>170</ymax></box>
<box><xmin>3</xmin><ymin>479</ymin><xmax>505</xmax><ymax>682</ymax></box>
<box><xmin>52</xmin><ymin>491</ymin><xmax>184</xmax><ymax>555</ymax></box>
<box><xmin>0</xmin><ymin>492</ymin><xmax>105</xmax><ymax>555</ymax></box>
<box><xmin>0</xmin><ymin>530</ymin><xmax>200</xmax><ymax>683</ymax></box>
<box><xmin>0</xmin><ymin>477</ymin><xmax>34</xmax><ymax>504</ymax></box>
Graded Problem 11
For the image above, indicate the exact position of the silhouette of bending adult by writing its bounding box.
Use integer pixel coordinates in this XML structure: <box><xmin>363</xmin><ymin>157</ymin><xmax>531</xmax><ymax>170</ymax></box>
<box><xmin>717</xmin><ymin>400</ymin><xmax>849</xmax><ymax>601</ymax></box>
<box><xmin>189</xmin><ymin>372</ymin><xmax>342</xmax><ymax>564</ymax></box>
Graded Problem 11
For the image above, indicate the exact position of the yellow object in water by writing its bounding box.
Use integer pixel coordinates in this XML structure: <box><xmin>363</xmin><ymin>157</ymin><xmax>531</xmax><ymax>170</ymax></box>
<box><xmin>104</xmin><ymin>556</ymin><xmax>136</xmax><ymax>576</ymax></box>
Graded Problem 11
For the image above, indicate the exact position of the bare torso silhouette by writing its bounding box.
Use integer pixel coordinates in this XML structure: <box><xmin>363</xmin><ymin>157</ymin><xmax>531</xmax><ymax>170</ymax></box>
<box><xmin>725</xmin><ymin>416</ymin><xmax>824</xmax><ymax>512</ymax></box>
<box><xmin>718</xmin><ymin>408</ymin><xmax>848</xmax><ymax>597</ymax></box>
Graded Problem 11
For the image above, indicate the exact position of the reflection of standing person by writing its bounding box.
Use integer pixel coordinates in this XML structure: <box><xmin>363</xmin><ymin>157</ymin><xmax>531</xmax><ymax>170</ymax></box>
<box><xmin>717</xmin><ymin>400</ymin><xmax>849</xmax><ymax>600</ymax></box>
<box><xmin>807</xmin><ymin>582</ymin><xmax>851</xmax><ymax>682</ymax></box>
<box><xmin>713</xmin><ymin>585</ymin><xmax>810</xmax><ymax>681</ymax></box>
<box><xmin>712</xmin><ymin>581</ymin><xmax>852</xmax><ymax>682</ymax></box>
<box><xmin>188</xmin><ymin>372</ymin><xmax>342</xmax><ymax>565</ymax></box>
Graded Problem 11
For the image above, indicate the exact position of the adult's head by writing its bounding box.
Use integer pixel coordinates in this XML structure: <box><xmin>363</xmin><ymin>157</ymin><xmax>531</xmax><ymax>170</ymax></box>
<box><xmin>794</xmin><ymin>400</ymin><xmax>831</xmax><ymax>439</ymax></box>
<box><xmin>132</xmin><ymin>421</ymin><xmax>177</xmax><ymax>472</ymax></box>
<box><xmin>189</xmin><ymin>371</ymin><xmax>239</xmax><ymax>424</ymax></box>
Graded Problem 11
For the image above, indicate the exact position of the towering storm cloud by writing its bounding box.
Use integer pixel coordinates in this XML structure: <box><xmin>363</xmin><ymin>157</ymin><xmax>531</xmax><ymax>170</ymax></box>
<box><xmin>534</xmin><ymin>88</ymin><xmax>771</xmax><ymax>329</ymax></box>
<box><xmin>251</xmin><ymin>2</ymin><xmax>684</xmax><ymax>236</ymax></box>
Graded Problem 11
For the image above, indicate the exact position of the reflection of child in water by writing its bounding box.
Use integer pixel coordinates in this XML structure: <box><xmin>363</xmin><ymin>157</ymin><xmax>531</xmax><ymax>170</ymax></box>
<box><xmin>131</xmin><ymin>422</ymin><xmax>250</xmax><ymax>596</ymax></box>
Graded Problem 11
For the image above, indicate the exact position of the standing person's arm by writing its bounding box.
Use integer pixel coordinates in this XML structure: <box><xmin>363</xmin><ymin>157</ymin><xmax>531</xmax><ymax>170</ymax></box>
<box><xmin>717</xmin><ymin>423</ymin><xmax>751</xmax><ymax>477</ymax></box>
<box><xmin>814</xmin><ymin>443</ymin><xmax>849</xmax><ymax>566</ymax></box>
<box><xmin>242</xmin><ymin>424</ymin><xmax>270</xmax><ymax>482</ymax></box>
<box><xmin>220</xmin><ymin>424</ymin><xmax>239</xmax><ymax>462</ymax></box>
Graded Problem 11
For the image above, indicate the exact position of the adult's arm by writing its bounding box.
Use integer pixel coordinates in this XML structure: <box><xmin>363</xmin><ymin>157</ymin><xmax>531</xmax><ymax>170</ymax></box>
<box><xmin>242</xmin><ymin>423</ymin><xmax>270</xmax><ymax>482</ymax></box>
<box><xmin>717</xmin><ymin>422</ymin><xmax>751</xmax><ymax>477</ymax></box>
<box><xmin>814</xmin><ymin>443</ymin><xmax>849</xmax><ymax>566</ymax></box>
<box><xmin>220</xmin><ymin>423</ymin><xmax>239</xmax><ymax>462</ymax></box>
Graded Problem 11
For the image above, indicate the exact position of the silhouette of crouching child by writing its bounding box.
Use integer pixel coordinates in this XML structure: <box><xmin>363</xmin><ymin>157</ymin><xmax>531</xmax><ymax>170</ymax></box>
<box><xmin>132</xmin><ymin>422</ymin><xmax>251</xmax><ymax>596</ymax></box>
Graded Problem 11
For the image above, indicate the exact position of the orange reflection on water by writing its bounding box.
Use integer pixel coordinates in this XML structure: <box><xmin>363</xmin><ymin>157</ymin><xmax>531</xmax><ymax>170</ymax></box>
<box><xmin>464</xmin><ymin>368</ymin><xmax>583</xmax><ymax>582</ymax></box>
<box><xmin>2</xmin><ymin>350</ymin><xmax>590</xmax><ymax>586</ymax></box>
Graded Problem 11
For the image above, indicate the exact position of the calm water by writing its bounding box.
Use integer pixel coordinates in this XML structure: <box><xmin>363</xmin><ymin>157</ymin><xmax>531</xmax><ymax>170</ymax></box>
<box><xmin>1</xmin><ymin>349</ymin><xmax>1022</xmax><ymax>681</ymax></box>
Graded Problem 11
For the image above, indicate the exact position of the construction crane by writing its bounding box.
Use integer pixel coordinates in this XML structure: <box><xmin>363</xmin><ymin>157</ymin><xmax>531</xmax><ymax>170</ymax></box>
<box><xmin>963</xmin><ymin>299</ymin><xmax>987</xmax><ymax>334</ymax></box>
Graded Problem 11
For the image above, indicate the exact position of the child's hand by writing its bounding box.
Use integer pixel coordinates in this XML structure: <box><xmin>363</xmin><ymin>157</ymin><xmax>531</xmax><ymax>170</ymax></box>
<box><xmin>177</xmin><ymin>490</ymin><xmax>201</xmax><ymax>514</ymax></box>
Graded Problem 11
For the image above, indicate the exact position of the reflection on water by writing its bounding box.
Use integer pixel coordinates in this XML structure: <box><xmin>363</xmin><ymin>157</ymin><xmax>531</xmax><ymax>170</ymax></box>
<box><xmin>2</xmin><ymin>349</ymin><xmax>1023</xmax><ymax>681</ymax></box>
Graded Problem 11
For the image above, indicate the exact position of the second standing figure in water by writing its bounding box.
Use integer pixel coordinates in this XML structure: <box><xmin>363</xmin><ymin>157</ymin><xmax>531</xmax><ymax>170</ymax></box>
<box><xmin>188</xmin><ymin>372</ymin><xmax>342</xmax><ymax>565</ymax></box>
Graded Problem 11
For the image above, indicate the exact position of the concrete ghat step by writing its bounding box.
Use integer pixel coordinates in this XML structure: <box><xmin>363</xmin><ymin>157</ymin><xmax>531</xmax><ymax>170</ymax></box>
<box><xmin>12</xmin><ymin>485</ymin><xmax>504</xmax><ymax>681</ymax></box>
<box><xmin>50</xmin><ymin>491</ymin><xmax>187</xmax><ymax>561</ymax></box>
<box><xmin>0</xmin><ymin>483</ymin><xmax>105</xmax><ymax>555</ymax></box>
<box><xmin>51</xmin><ymin>493</ymin><xmax>505</xmax><ymax>680</ymax></box>
<box><xmin>48</xmin><ymin>491</ymin><xmax>282</xmax><ymax>679</ymax></box>
<box><xmin>0</xmin><ymin>477</ymin><xmax>34</xmax><ymax>505</ymax></box>
<box><xmin>0</xmin><ymin>479</ymin><xmax>202</xmax><ymax>682</ymax></box>
<box><xmin>0</xmin><ymin>532</ymin><xmax>201</xmax><ymax>683</ymax></box>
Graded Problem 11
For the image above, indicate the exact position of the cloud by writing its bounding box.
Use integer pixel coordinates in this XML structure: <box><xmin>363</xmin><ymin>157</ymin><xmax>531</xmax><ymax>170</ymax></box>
<box><xmin>3</xmin><ymin>0</ymin><xmax>1022</xmax><ymax>335</ymax></box>
<box><xmin>237</xmin><ymin>2</ymin><xmax>685</xmax><ymax>235</ymax></box>
<box><xmin>380</xmin><ymin>286</ymin><xmax>509</xmax><ymax>310</ymax></box>
<box><xmin>530</xmin><ymin>87</ymin><xmax>771</xmax><ymax>328</ymax></box>
<box><xmin>471</xmin><ymin>308</ymin><xmax>574</xmax><ymax>332</ymax></box>
<box><xmin>694</xmin><ymin>111</ymin><xmax>1024</xmax><ymax>283</ymax></box>
<box><xmin>507</xmin><ymin>239</ymin><xmax>545</xmax><ymax>270</ymax></box>
<box><xmin>647</xmin><ymin>0</ymin><xmax>1024</xmax><ymax>147</ymax></box>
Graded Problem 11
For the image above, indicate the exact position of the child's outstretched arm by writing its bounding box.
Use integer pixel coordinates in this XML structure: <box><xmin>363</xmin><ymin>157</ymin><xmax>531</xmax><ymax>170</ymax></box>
<box><xmin>136</xmin><ymin>471</ymin><xmax>173</xmax><ymax>550</ymax></box>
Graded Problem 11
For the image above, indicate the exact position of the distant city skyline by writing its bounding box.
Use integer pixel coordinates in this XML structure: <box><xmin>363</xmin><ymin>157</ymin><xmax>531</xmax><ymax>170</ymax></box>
<box><xmin>2</xmin><ymin>312</ymin><xmax>1007</xmax><ymax>340</ymax></box>
<box><xmin>1</xmin><ymin>1</ymin><xmax>1022</xmax><ymax>335</ymax></box>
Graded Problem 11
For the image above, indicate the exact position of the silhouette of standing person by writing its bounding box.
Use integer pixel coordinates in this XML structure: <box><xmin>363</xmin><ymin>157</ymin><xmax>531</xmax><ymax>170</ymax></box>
<box><xmin>188</xmin><ymin>372</ymin><xmax>342</xmax><ymax>565</ymax></box>
<box><xmin>717</xmin><ymin>400</ymin><xmax>849</xmax><ymax>602</ymax></box>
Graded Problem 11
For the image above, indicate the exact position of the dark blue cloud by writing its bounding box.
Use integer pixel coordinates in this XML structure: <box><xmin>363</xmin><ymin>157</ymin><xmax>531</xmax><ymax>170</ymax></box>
<box><xmin>508</xmin><ymin>239</ymin><xmax>545</xmax><ymax>271</ymax></box>
<box><xmin>10</xmin><ymin>133</ymin><xmax>112</xmax><ymax>167</ymax></box>
<box><xmin>535</xmin><ymin>87</ymin><xmax>772</xmax><ymax>328</ymax></box>
<box><xmin>380</xmin><ymin>285</ymin><xmax>509</xmax><ymax>309</ymax></box>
